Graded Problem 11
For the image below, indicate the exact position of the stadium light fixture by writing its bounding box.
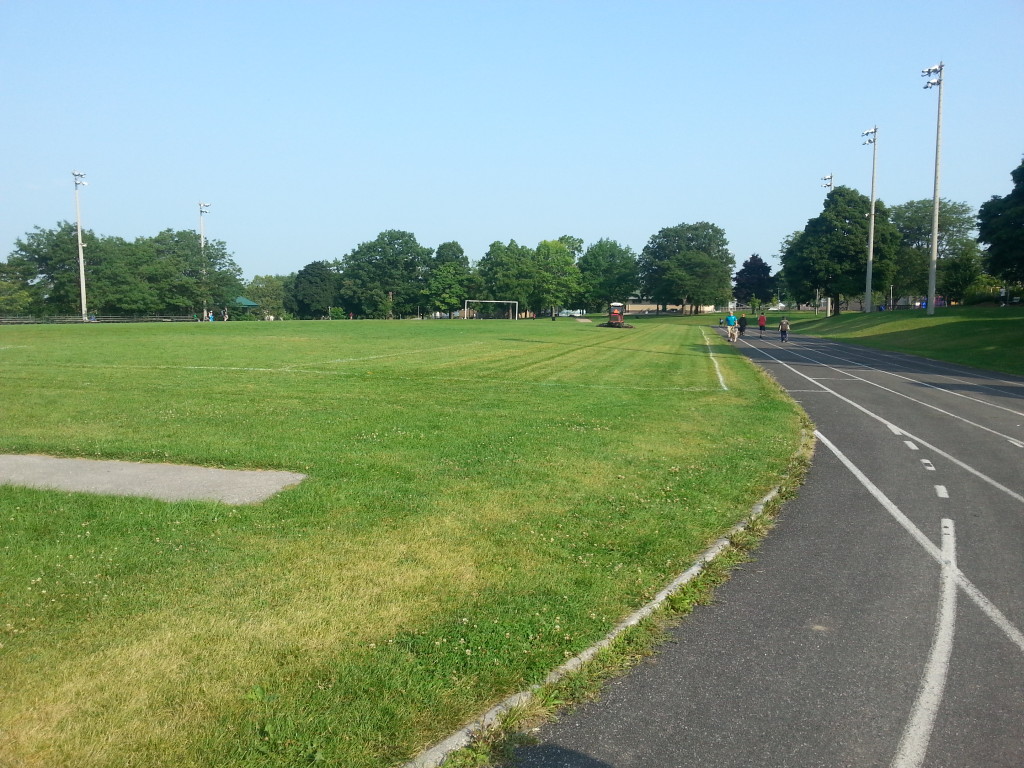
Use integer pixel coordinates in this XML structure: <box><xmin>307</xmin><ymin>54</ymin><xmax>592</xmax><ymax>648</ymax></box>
<box><xmin>862</xmin><ymin>127</ymin><xmax>878</xmax><ymax>313</ymax></box>
<box><xmin>199</xmin><ymin>202</ymin><xmax>211</xmax><ymax>318</ymax></box>
<box><xmin>72</xmin><ymin>171</ymin><xmax>89</xmax><ymax>322</ymax></box>
<box><xmin>821</xmin><ymin>173</ymin><xmax>833</xmax><ymax>192</ymax></box>
<box><xmin>922</xmin><ymin>62</ymin><xmax>944</xmax><ymax>316</ymax></box>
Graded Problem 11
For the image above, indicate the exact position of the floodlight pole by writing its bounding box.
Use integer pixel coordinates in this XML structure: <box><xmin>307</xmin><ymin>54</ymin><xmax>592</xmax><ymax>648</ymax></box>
<box><xmin>199</xmin><ymin>202</ymin><xmax>211</xmax><ymax>318</ymax></box>
<box><xmin>862</xmin><ymin>127</ymin><xmax>878</xmax><ymax>313</ymax></box>
<box><xmin>822</xmin><ymin>174</ymin><xmax>833</xmax><ymax>194</ymax></box>
<box><xmin>73</xmin><ymin>171</ymin><xmax>89</xmax><ymax>322</ymax></box>
<box><xmin>923</xmin><ymin>63</ymin><xmax>944</xmax><ymax>316</ymax></box>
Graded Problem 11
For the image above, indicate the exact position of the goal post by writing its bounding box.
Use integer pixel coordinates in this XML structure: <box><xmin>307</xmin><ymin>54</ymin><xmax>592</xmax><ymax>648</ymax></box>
<box><xmin>463</xmin><ymin>300</ymin><xmax>519</xmax><ymax>319</ymax></box>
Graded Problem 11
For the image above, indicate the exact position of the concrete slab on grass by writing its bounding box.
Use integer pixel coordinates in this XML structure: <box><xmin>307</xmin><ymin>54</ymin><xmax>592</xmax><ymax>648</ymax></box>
<box><xmin>0</xmin><ymin>454</ymin><xmax>306</xmax><ymax>504</ymax></box>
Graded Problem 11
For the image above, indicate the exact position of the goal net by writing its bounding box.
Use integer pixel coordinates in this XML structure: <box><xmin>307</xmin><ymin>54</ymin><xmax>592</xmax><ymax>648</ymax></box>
<box><xmin>463</xmin><ymin>300</ymin><xmax>519</xmax><ymax>320</ymax></box>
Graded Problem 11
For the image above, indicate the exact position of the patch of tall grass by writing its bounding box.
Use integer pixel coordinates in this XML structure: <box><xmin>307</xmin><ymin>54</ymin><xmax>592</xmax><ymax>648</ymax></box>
<box><xmin>0</xmin><ymin>316</ymin><xmax>804</xmax><ymax>767</ymax></box>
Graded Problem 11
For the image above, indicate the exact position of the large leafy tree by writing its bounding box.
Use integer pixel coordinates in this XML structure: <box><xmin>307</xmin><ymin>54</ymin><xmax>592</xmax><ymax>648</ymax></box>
<box><xmin>3</xmin><ymin>223</ymin><xmax>241</xmax><ymax>316</ymax></box>
<box><xmin>978</xmin><ymin>159</ymin><xmax>1024</xmax><ymax>283</ymax></box>
<box><xmin>425</xmin><ymin>262</ymin><xmax>471</xmax><ymax>315</ymax></box>
<box><xmin>245</xmin><ymin>275</ymin><xmax>288</xmax><ymax>318</ymax></box>
<box><xmin>890</xmin><ymin>198</ymin><xmax>978</xmax><ymax>299</ymax></box>
<box><xmin>337</xmin><ymin>230</ymin><xmax>433</xmax><ymax>318</ymax></box>
<box><xmin>4</xmin><ymin>221</ymin><xmax>84</xmax><ymax>314</ymax></box>
<box><xmin>288</xmin><ymin>260</ymin><xmax>340</xmax><ymax>318</ymax></box>
<box><xmin>0</xmin><ymin>265</ymin><xmax>33</xmax><ymax>314</ymax></box>
<box><xmin>476</xmin><ymin>239</ymin><xmax>537</xmax><ymax>314</ymax></box>
<box><xmin>147</xmin><ymin>229</ymin><xmax>242</xmax><ymax>313</ymax></box>
<box><xmin>781</xmin><ymin>187</ymin><xmax>899</xmax><ymax>314</ymax></box>
<box><xmin>423</xmin><ymin>241</ymin><xmax>472</xmax><ymax>315</ymax></box>
<box><xmin>733</xmin><ymin>254</ymin><xmax>774</xmax><ymax>307</ymax></box>
<box><xmin>639</xmin><ymin>222</ymin><xmax>734</xmax><ymax>312</ymax></box>
<box><xmin>938</xmin><ymin>246</ymin><xmax>983</xmax><ymax>303</ymax></box>
<box><xmin>532</xmin><ymin>239</ymin><xmax>581</xmax><ymax>314</ymax></box>
<box><xmin>577</xmin><ymin>239</ymin><xmax>638</xmax><ymax>312</ymax></box>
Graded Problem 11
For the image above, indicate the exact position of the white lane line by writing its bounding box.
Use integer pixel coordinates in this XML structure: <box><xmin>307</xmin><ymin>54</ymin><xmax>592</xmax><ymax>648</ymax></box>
<box><xmin>891</xmin><ymin>519</ymin><xmax>958</xmax><ymax>768</ymax></box>
<box><xmin>904</xmin><ymin>441</ymin><xmax>919</xmax><ymax>451</ymax></box>
<box><xmin>753</xmin><ymin>348</ymin><xmax>1024</xmax><ymax>506</ymax></box>
<box><xmin>281</xmin><ymin>342</ymin><xmax>485</xmax><ymax>370</ymax></box>
<box><xmin>701</xmin><ymin>328</ymin><xmax>728</xmax><ymax>391</ymax></box>
<box><xmin>935</xmin><ymin>486</ymin><xmax>949</xmax><ymax>499</ymax></box>
<box><xmin>801</xmin><ymin>346</ymin><xmax>1024</xmax><ymax>419</ymax></box>
<box><xmin>752</xmin><ymin>345</ymin><xmax>1024</xmax><ymax>447</ymax></box>
<box><xmin>921</xmin><ymin>460</ymin><xmax>936</xmax><ymax>471</ymax></box>
<box><xmin>816</xmin><ymin>430</ymin><xmax>1024</xmax><ymax>654</ymax></box>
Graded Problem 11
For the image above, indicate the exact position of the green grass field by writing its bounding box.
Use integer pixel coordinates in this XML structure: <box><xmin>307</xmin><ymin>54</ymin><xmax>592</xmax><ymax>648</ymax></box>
<box><xmin>0</xmin><ymin>316</ymin><xmax>805</xmax><ymax>767</ymax></box>
<box><xmin>791</xmin><ymin>305</ymin><xmax>1024</xmax><ymax>376</ymax></box>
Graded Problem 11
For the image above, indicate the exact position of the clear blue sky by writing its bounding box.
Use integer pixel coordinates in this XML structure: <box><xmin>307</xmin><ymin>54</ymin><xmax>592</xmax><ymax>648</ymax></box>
<box><xmin>2</xmin><ymin>1</ymin><xmax>1022</xmax><ymax>280</ymax></box>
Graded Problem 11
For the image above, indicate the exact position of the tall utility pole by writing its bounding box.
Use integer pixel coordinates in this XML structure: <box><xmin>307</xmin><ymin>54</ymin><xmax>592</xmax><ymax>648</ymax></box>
<box><xmin>72</xmin><ymin>171</ymin><xmax>89</xmax><ymax>322</ymax></box>
<box><xmin>923</xmin><ymin>63</ymin><xmax>944</xmax><ymax>316</ymax></box>
<box><xmin>199</xmin><ymin>201</ymin><xmax>211</xmax><ymax>319</ymax></box>
<box><xmin>862</xmin><ymin>127</ymin><xmax>878</xmax><ymax>313</ymax></box>
<box><xmin>821</xmin><ymin>174</ymin><xmax>834</xmax><ymax>194</ymax></box>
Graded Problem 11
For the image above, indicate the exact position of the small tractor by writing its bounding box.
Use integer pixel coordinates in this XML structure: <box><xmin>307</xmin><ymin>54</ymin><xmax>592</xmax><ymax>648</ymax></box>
<box><xmin>602</xmin><ymin>302</ymin><xmax>633</xmax><ymax>328</ymax></box>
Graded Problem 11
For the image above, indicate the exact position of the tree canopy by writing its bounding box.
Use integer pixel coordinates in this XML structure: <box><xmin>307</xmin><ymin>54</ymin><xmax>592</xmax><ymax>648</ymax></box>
<box><xmin>638</xmin><ymin>222</ymin><xmax>733</xmax><ymax>312</ymax></box>
<box><xmin>889</xmin><ymin>198</ymin><xmax>978</xmax><ymax>299</ymax></box>
<box><xmin>1</xmin><ymin>222</ymin><xmax>242</xmax><ymax>316</ymax></box>
<box><xmin>733</xmin><ymin>254</ymin><xmax>774</xmax><ymax>306</ymax></box>
<box><xmin>780</xmin><ymin>187</ymin><xmax>899</xmax><ymax>313</ymax></box>
<box><xmin>576</xmin><ymin>239</ymin><xmax>638</xmax><ymax>312</ymax></box>
<box><xmin>337</xmin><ymin>230</ymin><xmax>433</xmax><ymax>318</ymax></box>
<box><xmin>978</xmin><ymin>158</ymin><xmax>1024</xmax><ymax>284</ymax></box>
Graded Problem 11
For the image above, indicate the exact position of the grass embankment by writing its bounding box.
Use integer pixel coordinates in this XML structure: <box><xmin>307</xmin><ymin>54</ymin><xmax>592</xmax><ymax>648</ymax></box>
<box><xmin>0</xmin><ymin>316</ymin><xmax>804</xmax><ymax>767</ymax></box>
<box><xmin>790</xmin><ymin>306</ymin><xmax>1024</xmax><ymax>376</ymax></box>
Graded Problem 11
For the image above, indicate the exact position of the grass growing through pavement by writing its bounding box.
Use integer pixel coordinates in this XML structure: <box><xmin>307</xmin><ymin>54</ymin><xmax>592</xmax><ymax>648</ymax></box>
<box><xmin>0</xmin><ymin>316</ymin><xmax>804</xmax><ymax>767</ymax></box>
<box><xmin>791</xmin><ymin>305</ymin><xmax>1024</xmax><ymax>376</ymax></box>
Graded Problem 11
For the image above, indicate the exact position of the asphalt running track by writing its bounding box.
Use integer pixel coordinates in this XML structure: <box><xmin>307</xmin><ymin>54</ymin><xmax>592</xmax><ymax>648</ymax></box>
<box><xmin>513</xmin><ymin>327</ymin><xmax>1024</xmax><ymax>768</ymax></box>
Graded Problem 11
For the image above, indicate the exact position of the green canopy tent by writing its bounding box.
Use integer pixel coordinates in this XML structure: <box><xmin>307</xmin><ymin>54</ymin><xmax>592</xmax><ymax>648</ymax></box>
<box><xmin>231</xmin><ymin>296</ymin><xmax>260</xmax><ymax>317</ymax></box>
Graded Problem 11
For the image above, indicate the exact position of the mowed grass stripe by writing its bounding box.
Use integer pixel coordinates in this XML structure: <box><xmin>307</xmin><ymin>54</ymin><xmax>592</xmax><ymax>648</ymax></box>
<box><xmin>0</xmin><ymin>316</ymin><xmax>804</xmax><ymax>767</ymax></box>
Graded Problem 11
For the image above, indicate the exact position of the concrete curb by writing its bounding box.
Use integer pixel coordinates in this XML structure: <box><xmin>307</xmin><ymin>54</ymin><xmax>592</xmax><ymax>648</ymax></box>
<box><xmin>402</xmin><ymin>486</ymin><xmax>782</xmax><ymax>768</ymax></box>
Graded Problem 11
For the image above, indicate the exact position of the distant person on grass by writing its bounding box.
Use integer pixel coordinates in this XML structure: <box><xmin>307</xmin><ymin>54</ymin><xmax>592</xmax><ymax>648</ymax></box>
<box><xmin>758</xmin><ymin>313</ymin><xmax>767</xmax><ymax>338</ymax></box>
<box><xmin>779</xmin><ymin>317</ymin><xmax>790</xmax><ymax>342</ymax></box>
<box><xmin>725</xmin><ymin>311</ymin><xmax>738</xmax><ymax>342</ymax></box>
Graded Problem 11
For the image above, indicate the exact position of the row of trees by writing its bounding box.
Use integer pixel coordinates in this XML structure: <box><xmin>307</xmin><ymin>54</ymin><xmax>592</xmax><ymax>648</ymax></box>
<box><xmin>4</xmin><ymin>159</ymin><xmax>1021</xmax><ymax>319</ymax></box>
<box><xmin>780</xmin><ymin>158</ymin><xmax>1024</xmax><ymax>313</ymax></box>
<box><xmin>0</xmin><ymin>222</ymin><xmax>243</xmax><ymax>317</ymax></box>
<box><xmin>275</xmin><ymin>223</ymin><xmax>735</xmax><ymax>319</ymax></box>
<box><xmin>0</xmin><ymin>220</ymin><xmax>732</xmax><ymax>319</ymax></box>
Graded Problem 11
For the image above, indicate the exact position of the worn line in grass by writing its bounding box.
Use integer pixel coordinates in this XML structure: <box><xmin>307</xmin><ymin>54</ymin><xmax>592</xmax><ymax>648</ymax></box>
<box><xmin>5</xmin><ymin>361</ymin><xmax>724</xmax><ymax>392</ymax></box>
<box><xmin>279</xmin><ymin>342</ymin><xmax>485</xmax><ymax>370</ymax></box>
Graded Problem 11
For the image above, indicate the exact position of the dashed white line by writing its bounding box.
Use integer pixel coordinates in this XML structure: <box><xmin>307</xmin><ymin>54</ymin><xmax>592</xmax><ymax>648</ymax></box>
<box><xmin>815</xmin><ymin>430</ymin><xmax>1024</xmax><ymax>653</ymax></box>
<box><xmin>753</xmin><ymin>348</ymin><xmax>1024</xmax><ymax>505</ymax></box>
<box><xmin>757</xmin><ymin>345</ymin><xmax>1023</xmax><ymax>447</ymax></box>
<box><xmin>904</xmin><ymin>441</ymin><xmax>919</xmax><ymax>451</ymax></box>
<box><xmin>935</xmin><ymin>485</ymin><xmax>949</xmax><ymax>498</ymax></box>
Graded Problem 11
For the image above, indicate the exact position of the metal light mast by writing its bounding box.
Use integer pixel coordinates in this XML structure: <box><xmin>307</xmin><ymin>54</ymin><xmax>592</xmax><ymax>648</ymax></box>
<box><xmin>923</xmin><ymin>63</ymin><xmax>944</xmax><ymax>316</ymax></box>
<box><xmin>862</xmin><ymin>127</ymin><xmax>878</xmax><ymax>313</ymax></box>
<box><xmin>73</xmin><ymin>171</ymin><xmax>89</xmax><ymax>322</ymax></box>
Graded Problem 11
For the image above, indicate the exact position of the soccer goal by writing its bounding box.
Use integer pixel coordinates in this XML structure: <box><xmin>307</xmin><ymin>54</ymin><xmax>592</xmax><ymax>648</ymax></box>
<box><xmin>463</xmin><ymin>300</ymin><xmax>519</xmax><ymax>319</ymax></box>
